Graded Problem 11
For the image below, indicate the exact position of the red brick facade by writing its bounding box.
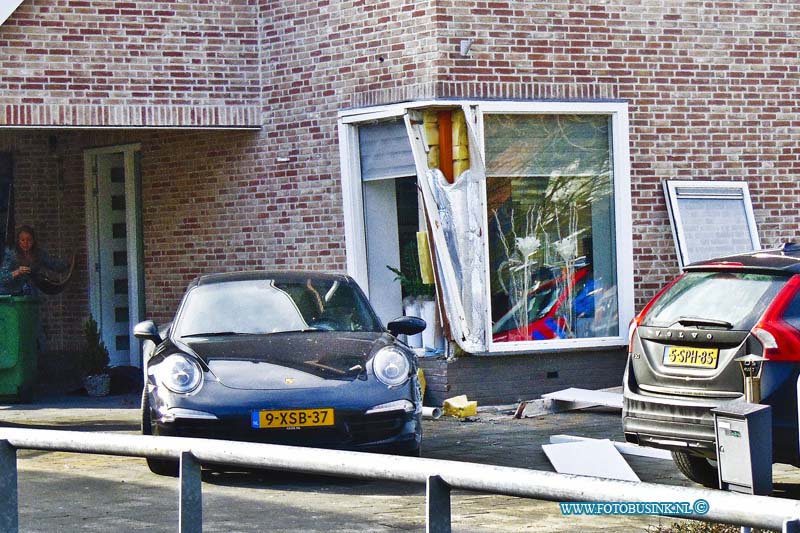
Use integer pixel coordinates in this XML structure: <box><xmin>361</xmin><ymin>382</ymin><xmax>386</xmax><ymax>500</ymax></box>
<box><xmin>0</xmin><ymin>1</ymin><xmax>799</xmax><ymax>359</ymax></box>
<box><xmin>0</xmin><ymin>0</ymin><xmax>261</xmax><ymax>127</ymax></box>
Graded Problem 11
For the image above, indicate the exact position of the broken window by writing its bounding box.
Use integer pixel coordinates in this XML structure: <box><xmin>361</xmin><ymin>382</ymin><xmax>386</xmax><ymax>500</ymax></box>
<box><xmin>338</xmin><ymin>102</ymin><xmax>633</xmax><ymax>355</ymax></box>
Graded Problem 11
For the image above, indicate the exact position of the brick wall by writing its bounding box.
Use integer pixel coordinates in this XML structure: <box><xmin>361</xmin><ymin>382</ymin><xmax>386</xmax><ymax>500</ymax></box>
<box><xmin>0</xmin><ymin>132</ymin><xmax>87</xmax><ymax>352</ymax></box>
<box><xmin>434</xmin><ymin>0</ymin><xmax>800</xmax><ymax>306</ymax></box>
<box><xmin>255</xmin><ymin>0</ymin><xmax>445</xmax><ymax>304</ymax></box>
<box><xmin>419</xmin><ymin>349</ymin><xmax>626</xmax><ymax>406</ymax></box>
<box><xmin>273</xmin><ymin>0</ymin><xmax>800</xmax><ymax>308</ymax></box>
<box><xmin>0</xmin><ymin>126</ymin><xmax>346</xmax><ymax>338</ymax></box>
<box><xmin>2</xmin><ymin>0</ymin><xmax>800</xmax><ymax>355</ymax></box>
<box><xmin>0</xmin><ymin>0</ymin><xmax>261</xmax><ymax>127</ymax></box>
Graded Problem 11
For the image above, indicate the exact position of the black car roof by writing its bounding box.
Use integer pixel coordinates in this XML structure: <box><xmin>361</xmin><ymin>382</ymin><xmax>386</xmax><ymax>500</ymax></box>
<box><xmin>189</xmin><ymin>270</ymin><xmax>355</xmax><ymax>288</ymax></box>
<box><xmin>685</xmin><ymin>243</ymin><xmax>800</xmax><ymax>274</ymax></box>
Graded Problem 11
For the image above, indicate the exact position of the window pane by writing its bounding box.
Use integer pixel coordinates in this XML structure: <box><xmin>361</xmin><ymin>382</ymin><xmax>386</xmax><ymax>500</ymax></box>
<box><xmin>485</xmin><ymin>114</ymin><xmax>619</xmax><ymax>342</ymax></box>
<box><xmin>642</xmin><ymin>272</ymin><xmax>785</xmax><ymax>330</ymax></box>
<box><xmin>677</xmin><ymin>197</ymin><xmax>753</xmax><ymax>263</ymax></box>
<box><xmin>486</xmin><ymin>114</ymin><xmax>611</xmax><ymax>177</ymax></box>
<box><xmin>663</xmin><ymin>181</ymin><xmax>759</xmax><ymax>267</ymax></box>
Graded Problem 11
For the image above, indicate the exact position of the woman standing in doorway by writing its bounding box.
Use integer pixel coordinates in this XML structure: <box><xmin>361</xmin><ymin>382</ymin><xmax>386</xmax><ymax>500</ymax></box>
<box><xmin>0</xmin><ymin>225</ymin><xmax>69</xmax><ymax>296</ymax></box>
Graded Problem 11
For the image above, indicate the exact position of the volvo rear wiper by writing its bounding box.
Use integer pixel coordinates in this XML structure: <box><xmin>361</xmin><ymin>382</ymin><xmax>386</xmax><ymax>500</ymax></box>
<box><xmin>674</xmin><ymin>316</ymin><xmax>734</xmax><ymax>329</ymax></box>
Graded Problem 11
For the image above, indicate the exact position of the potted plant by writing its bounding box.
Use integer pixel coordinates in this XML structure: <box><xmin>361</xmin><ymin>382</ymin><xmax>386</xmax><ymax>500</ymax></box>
<box><xmin>82</xmin><ymin>316</ymin><xmax>111</xmax><ymax>397</ymax></box>
<box><xmin>387</xmin><ymin>239</ymin><xmax>435</xmax><ymax>300</ymax></box>
<box><xmin>388</xmin><ymin>239</ymin><xmax>437</xmax><ymax>350</ymax></box>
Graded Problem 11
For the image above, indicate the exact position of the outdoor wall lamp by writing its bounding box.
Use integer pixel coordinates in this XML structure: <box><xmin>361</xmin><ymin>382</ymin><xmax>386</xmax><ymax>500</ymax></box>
<box><xmin>735</xmin><ymin>354</ymin><xmax>766</xmax><ymax>403</ymax></box>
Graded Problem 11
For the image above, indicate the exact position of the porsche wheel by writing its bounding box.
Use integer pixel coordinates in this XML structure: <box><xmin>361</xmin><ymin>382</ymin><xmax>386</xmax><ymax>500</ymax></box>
<box><xmin>141</xmin><ymin>388</ymin><xmax>179</xmax><ymax>477</ymax></box>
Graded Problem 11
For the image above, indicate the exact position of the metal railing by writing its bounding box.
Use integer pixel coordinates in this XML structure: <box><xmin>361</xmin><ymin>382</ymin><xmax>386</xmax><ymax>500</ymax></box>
<box><xmin>2</xmin><ymin>427</ymin><xmax>800</xmax><ymax>533</ymax></box>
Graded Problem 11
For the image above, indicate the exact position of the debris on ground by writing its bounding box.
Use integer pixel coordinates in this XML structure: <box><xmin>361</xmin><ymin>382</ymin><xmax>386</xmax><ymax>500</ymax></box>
<box><xmin>442</xmin><ymin>394</ymin><xmax>477</xmax><ymax>418</ymax></box>
<box><xmin>542</xmin><ymin>438</ymin><xmax>640</xmax><ymax>481</ymax></box>
<box><xmin>514</xmin><ymin>387</ymin><xmax>622</xmax><ymax>418</ymax></box>
<box><xmin>549</xmin><ymin>434</ymin><xmax>672</xmax><ymax>460</ymax></box>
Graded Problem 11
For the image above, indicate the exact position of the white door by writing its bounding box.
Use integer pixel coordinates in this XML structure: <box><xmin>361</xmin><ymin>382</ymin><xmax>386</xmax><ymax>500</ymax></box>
<box><xmin>84</xmin><ymin>145</ymin><xmax>144</xmax><ymax>367</ymax></box>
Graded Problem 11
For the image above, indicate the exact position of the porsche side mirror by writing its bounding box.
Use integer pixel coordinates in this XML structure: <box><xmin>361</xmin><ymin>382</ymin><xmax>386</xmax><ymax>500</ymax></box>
<box><xmin>387</xmin><ymin>316</ymin><xmax>426</xmax><ymax>337</ymax></box>
<box><xmin>133</xmin><ymin>320</ymin><xmax>162</xmax><ymax>344</ymax></box>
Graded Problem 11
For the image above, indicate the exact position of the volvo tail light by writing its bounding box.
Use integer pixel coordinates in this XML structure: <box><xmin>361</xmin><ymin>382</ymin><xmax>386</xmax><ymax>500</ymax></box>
<box><xmin>627</xmin><ymin>319</ymin><xmax>638</xmax><ymax>353</ymax></box>
<box><xmin>752</xmin><ymin>275</ymin><xmax>800</xmax><ymax>362</ymax></box>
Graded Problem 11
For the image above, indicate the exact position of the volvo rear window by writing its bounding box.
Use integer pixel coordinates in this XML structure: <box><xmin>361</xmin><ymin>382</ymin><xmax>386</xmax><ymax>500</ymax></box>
<box><xmin>642</xmin><ymin>272</ymin><xmax>788</xmax><ymax>330</ymax></box>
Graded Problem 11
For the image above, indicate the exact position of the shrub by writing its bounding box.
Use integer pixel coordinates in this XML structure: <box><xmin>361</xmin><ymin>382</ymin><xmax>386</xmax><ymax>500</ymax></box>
<box><xmin>82</xmin><ymin>316</ymin><xmax>110</xmax><ymax>376</ymax></box>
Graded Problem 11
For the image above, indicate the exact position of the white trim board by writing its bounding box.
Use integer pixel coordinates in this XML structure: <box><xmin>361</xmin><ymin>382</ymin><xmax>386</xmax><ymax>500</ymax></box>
<box><xmin>542</xmin><ymin>439</ymin><xmax>640</xmax><ymax>482</ymax></box>
<box><xmin>515</xmin><ymin>387</ymin><xmax>623</xmax><ymax>418</ymax></box>
<box><xmin>549</xmin><ymin>434</ymin><xmax>672</xmax><ymax>460</ymax></box>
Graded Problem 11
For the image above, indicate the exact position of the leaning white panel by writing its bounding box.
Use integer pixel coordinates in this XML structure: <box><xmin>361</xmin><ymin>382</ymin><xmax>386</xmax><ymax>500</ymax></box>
<box><xmin>663</xmin><ymin>180</ymin><xmax>760</xmax><ymax>268</ymax></box>
<box><xmin>542</xmin><ymin>439</ymin><xmax>640</xmax><ymax>482</ymax></box>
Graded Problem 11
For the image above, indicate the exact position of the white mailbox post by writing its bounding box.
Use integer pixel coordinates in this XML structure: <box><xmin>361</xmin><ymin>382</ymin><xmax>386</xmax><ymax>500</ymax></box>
<box><xmin>712</xmin><ymin>402</ymin><xmax>772</xmax><ymax>496</ymax></box>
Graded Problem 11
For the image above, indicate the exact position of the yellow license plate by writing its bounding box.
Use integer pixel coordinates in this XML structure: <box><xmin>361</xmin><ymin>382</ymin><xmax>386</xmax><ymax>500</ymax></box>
<box><xmin>663</xmin><ymin>346</ymin><xmax>719</xmax><ymax>369</ymax></box>
<box><xmin>252</xmin><ymin>408</ymin><xmax>334</xmax><ymax>429</ymax></box>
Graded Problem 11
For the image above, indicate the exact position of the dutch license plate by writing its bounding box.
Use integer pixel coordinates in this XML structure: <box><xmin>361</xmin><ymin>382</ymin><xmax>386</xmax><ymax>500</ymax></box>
<box><xmin>663</xmin><ymin>346</ymin><xmax>719</xmax><ymax>369</ymax></box>
<box><xmin>251</xmin><ymin>408</ymin><xmax>334</xmax><ymax>429</ymax></box>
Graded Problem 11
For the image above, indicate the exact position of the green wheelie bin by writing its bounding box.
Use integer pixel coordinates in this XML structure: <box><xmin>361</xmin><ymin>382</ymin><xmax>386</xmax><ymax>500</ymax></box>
<box><xmin>0</xmin><ymin>295</ymin><xmax>39</xmax><ymax>403</ymax></box>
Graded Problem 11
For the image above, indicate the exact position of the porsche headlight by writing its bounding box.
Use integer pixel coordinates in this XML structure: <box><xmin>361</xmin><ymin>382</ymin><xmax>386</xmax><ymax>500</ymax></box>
<box><xmin>155</xmin><ymin>354</ymin><xmax>203</xmax><ymax>394</ymax></box>
<box><xmin>372</xmin><ymin>346</ymin><xmax>411</xmax><ymax>387</ymax></box>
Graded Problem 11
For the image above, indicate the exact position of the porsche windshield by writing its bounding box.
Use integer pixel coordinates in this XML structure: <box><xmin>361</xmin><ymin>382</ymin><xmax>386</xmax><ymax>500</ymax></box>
<box><xmin>175</xmin><ymin>278</ymin><xmax>382</xmax><ymax>337</ymax></box>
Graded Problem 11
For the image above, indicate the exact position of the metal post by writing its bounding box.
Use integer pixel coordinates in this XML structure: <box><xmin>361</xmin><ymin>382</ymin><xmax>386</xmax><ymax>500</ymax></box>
<box><xmin>744</xmin><ymin>376</ymin><xmax>761</xmax><ymax>403</ymax></box>
<box><xmin>179</xmin><ymin>451</ymin><xmax>202</xmax><ymax>533</ymax></box>
<box><xmin>736</xmin><ymin>355</ymin><xmax>765</xmax><ymax>403</ymax></box>
<box><xmin>426</xmin><ymin>475</ymin><xmax>451</xmax><ymax>533</ymax></box>
<box><xmin>0</xmin><ymin>440</ymin><xmax>18</xmax><ymax>533</ymax></box>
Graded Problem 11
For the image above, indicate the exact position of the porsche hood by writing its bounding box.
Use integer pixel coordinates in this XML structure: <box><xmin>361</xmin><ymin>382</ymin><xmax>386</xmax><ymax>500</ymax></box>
<box><xmin>178</xmin><ymin>331</ymin><xmax>396</xmax><ymax>389</ymax></box>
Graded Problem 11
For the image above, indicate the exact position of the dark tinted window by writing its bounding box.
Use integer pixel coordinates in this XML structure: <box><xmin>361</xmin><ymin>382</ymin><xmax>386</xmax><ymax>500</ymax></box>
<box><xmin>642</xmin><ymin>272</ymin><xmax>787</xmax><ymax>330</ymax></box>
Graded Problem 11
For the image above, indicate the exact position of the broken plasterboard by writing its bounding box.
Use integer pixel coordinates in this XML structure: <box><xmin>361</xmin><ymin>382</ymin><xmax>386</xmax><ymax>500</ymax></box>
<box><xmin>515</xmin><ymin>387</ymin><xmax>623</xmax><ymax>418</ymax></box>
<box><xmin>549</xmin><ymin>435</ymin><xmax>672</xmax><ymax>461</ymax></box>
<box><xmin>542</xmin><ymin>439</ymin><xmax>640</xmax><ymax>482</ymax></box>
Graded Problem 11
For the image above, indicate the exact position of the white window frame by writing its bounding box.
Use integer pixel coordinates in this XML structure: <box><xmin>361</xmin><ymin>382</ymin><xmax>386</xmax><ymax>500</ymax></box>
<box><xmin>338</xmin><ymin>101</ymin><xmax>633</xmax><ymax>354</ymax></box>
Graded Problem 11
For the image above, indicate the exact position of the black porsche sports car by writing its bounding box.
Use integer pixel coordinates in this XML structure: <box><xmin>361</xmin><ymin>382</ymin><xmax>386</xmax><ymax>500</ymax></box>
<box><xmin>133</xmin><ymin>270</ymin><xmax>426</xmax><ymax>476</ymax></box>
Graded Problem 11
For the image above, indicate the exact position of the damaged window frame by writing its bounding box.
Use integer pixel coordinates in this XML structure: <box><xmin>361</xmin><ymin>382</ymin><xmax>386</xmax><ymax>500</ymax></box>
<box><xmin>338</xmin><ymin>100</ymin><xmax>634</xmax><ymax>355</ymax></box>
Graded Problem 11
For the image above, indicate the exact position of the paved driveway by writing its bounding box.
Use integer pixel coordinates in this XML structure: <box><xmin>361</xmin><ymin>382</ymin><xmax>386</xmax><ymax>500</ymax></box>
<box><xmin>2</xmin><ymin>394</ymin><xmax>798</xmax><ymax>532</ymax></box>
